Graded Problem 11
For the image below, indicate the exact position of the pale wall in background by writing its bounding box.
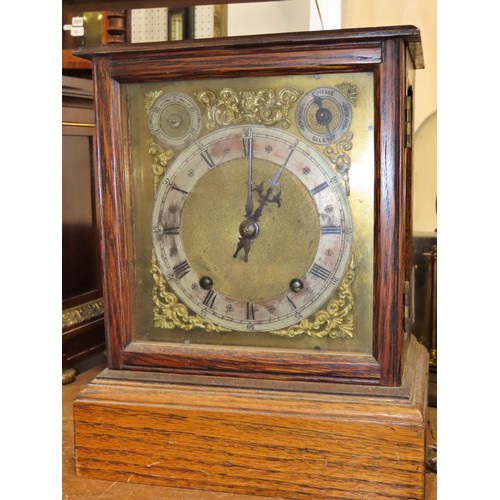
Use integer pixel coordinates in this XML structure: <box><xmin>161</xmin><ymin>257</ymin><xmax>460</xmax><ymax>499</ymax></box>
<box><xmin>227</xmin><ymin>0</ymin><xmax>311</xmax><ymax>36</ymax></box>
<box><xmin>341</xmin><ymin>0</ymin><xmax>437</xmax><ymax>231</ymax></box>
<box><xmin>227</xmin><ymin>0</ymin><xmax>341</xmax><ymax>35</ymax></box>
<box><xmin>341</xmin><ymin>0</ymin><xmax>436</xmax><ymax>130</ymax></box>
<box><xmin>413</xmin><ymin>112</ymin><xmax>437</xmax><ymax>232</ymax></box>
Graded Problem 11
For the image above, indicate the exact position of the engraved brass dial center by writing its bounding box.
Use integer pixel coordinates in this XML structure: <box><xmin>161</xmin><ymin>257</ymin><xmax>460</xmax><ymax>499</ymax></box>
<box><xmin>181</xmin><ymin>157</ymin><xmax>320</xmax><ymax>302</ymax></box>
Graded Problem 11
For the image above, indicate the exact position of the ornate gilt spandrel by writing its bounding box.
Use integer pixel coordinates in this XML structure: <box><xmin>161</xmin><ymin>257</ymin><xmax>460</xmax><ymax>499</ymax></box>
<box><xmin>194</xmin><ymin>87</ymin><xmax>302</xmax><ymax>131</ymax></box>
<box><xmin>322</xmin><ymin>83</ymin><xmax>358</xmax><ymax>196</ymax></box>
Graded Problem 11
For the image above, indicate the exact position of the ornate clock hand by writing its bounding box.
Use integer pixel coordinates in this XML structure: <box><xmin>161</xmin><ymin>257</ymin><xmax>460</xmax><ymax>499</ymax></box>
<box><xmin>245</xmin><ymin>128</ymin><xmax>254</xmax><ymax>218</ymax></box>
<box><xmin>233</xmin><ymin>235</ymin><xmax>252</xmax><ymax>262</ymax></box>
<box><xmin>251</xmin><ymin>165</ymin><xmax>283</xmax><ymax>222</ymax></box>
<box><xmin>234</xmin><ymin>164</ymin><xmax>283</xmax><ymax>262</ymax></box>
<box><xmin>234</xmin><ymin>129</ymin><xmax>259</xmax><ymax>262</ymax></box>
<box><xmin>251</xmin><ymin>184</ymin><xmax>282</xmax><ymax>222</ymax></box>
<box><xmin>268</xmin><ymin>166</ymin><xmax>283</xmax><ymax>188</ymax></box>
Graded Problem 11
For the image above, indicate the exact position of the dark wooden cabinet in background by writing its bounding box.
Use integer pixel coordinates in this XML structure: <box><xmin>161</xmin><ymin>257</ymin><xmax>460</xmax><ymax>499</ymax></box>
<box><xmin>62</xmin><ymin>75</ymin><xmax>105</xmax><ymax>381</ymax></box>
<box><xmin>413</xmin><ymin>231</ymin><xmax>437</xmax><ymax>407</ymax></box>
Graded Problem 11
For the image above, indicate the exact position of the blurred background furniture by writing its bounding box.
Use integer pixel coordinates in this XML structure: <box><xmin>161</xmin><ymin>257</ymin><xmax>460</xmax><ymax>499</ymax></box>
<box><xmin>413</xmin><ymin>231</ymin><xmax>437</xmax><ymax>407</ymax></box>
<box><xmin>62</xmin><ymin>75</ymin><xmax>105</xmax><ymax>384</ymax></box>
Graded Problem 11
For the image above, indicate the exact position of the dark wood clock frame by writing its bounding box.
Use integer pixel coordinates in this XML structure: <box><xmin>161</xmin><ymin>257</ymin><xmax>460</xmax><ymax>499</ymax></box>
<box><xmin>73</xmin><ymin>26</ymin><xmax>429</xmax><ymax>499</ymax></box>
<box><xmin>77</xmin><ymin>25</ymin><xmax>423</xmax><ymax>387</ymax></box>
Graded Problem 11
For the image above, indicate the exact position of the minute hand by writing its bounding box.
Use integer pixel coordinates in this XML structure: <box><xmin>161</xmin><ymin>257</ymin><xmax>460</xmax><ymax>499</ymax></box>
<box><xmin>245</xmin><ymin>129</ymin><xmax>254</xmax><ymax>217</ymax></box>
<box><xmin>268</xmin><ymin>166</ymin><xmax>283</xmax><ymax>188</ymax></box>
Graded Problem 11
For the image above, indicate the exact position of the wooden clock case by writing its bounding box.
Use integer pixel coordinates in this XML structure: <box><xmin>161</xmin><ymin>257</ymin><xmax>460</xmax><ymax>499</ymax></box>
<box><xmin>73</xmin><ymin>26</ymin><xmax>428</xmax><ymax>499</ymax></box>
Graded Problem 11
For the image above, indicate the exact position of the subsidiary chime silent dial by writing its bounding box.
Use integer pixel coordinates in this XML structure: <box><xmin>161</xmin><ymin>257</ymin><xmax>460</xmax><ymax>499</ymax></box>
<box><xmin>148</xmin><ymin>92</ymin><xmax>202</xmax><ymax>149</ymax></box>
<box><xmin>296</xmin><ymin>87</ymin><xmax>352</xmax><ymax>145</ymax></box>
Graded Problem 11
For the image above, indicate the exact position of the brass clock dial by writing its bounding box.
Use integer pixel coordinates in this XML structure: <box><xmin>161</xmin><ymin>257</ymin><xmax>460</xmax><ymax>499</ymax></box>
<box><xmin>296</xmin><ymin>87</ymin><xmax>353</xmax><ymax>145</ymax></box>
<box><xmin>152</xmin><ymin>125</ymin><xmax>353</xmax><ymax>332</ymax></box>
<box><xmin>125</xmin><ymin>70</ymin><xmax>374</xmax><ymax>351</ymax></box>
<box><xmin>148</xmin><ymin>92</ymin><xmax>202</xmax><ymax>149</ymax></box>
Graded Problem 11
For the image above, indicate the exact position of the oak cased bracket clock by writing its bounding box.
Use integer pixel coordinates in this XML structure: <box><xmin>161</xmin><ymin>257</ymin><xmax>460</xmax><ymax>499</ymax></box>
<box><xmin>73</xmin><ymin>26</ymin><xmax>428</xmax><ymax>499</ymax></box>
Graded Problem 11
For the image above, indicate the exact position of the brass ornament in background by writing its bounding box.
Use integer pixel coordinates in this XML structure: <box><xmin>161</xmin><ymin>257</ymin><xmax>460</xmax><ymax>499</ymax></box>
<box><xmin>195</xmin><ymin>88</ymin><xmax>301</xmax><ymax>130</ymax></box>
<box><xmin>62</xmin><ymin>121</ymin><xmax>94</xmax><ymax>128</ymax></box>
<box><xmin>213</xmin><ymin>5</ymin><xmax>228</xmax><ymax>38</ymax></box>
<box><xmin>62</xmin><ymin>368</ymin><xmax>78</xmax><ymax>385</ymax></box>
<box><xmin>62</xmin><ymin>298</ymin><xmax>104</xmax><ymax>329</ymax></box>
<box><xmin>423</xmin><ymin>245</ymin><xmax>437</xmax><ymax>366</ymax></box>
<box><xmin>270</xmin><ymin>254</ymin><xmax>356</xmax><ymax>339</ymax></box>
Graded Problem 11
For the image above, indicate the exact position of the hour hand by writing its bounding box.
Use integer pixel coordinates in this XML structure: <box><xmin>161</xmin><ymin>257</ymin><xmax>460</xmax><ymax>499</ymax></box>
<box><xmin>233</xmin><ymin>217</ymin><xmax>259</xmax><ymax>261</ymax></box>
<box><xmin>252</xmin><ymin>183</ymin><xmax>282</xmax><ymax>222</ymax></box>
<box><xmin>251</xmin><ymin>165</ymin><xmax>283</xmax><ymax>222</ymax></box>
<box><xmin>233</xmin><ymin>236</ymin><xmax>251</xmax><ymax>262</ymax></box>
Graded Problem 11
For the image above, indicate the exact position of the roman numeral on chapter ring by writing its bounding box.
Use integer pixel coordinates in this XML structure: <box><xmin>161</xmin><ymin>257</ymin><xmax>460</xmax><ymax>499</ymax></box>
<box><xmin>310</xmin><ymin>263</ymin><xmax>330</xmax><ymax>281</ymax></box>
<box><xmin>172</xmin><ymin>185</ymin><xmax>189</xmax><ymax>195</ymax></box>
<box><xmin>162</xmin><ymin>226</ymin><xmax>180</xmax><ymax>235</ymax></box>
<box><xmin>321</xmin><ymin>225</ymin><xmax>341</xmax><ymax>235</ymax></box>
<box><xmin>283</xmin><ymin>148</ymin><xmax>294</xmax><ymax>166</ymax></box>
<box><xmin>242</xmin><ymin>137</ymin><xmax>251</xmax><ymax>157</ymax></box>
<box><xmin>172</xmin><ymin>260</ymin><xmax>191</xmax><ymax>279</ymax></box>
<box><xmin>310</xmin><ymin>182</ymin><xmax>329</xmax><ymax>196</ymax></box>
<box><xmin>247</xmin><ymin>302</ymin><xmax>255</xmax><ymax>320</ymax></box>
<box><xmin>286</xmin><ymin>295</ymin><xmax>297</xmax><ymax>310</ymax></box>
<box><xmin>202</xmin><ymin>289</ymin><xmax>217</xmax><ymax>308</ymax></box>
<box><xmin>200</xmin><ymin>150</ymin><xmax>215</xmax><ymax>168</ymax></box>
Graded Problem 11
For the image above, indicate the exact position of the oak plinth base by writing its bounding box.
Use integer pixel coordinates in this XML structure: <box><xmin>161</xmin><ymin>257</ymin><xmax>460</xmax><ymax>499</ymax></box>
<box><xmin>73</xmin><ymin>337</ymin><xmax>428</xmax><ymax>499</ymax></box>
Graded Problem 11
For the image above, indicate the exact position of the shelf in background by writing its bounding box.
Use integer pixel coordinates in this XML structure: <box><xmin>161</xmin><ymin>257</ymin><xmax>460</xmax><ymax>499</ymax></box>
<box><xmin>63</xmin><ymin>48</ymin><xmax>93</xmax><ymax>70</ymax></box>
<box><xmin>63</xmin><ymin>0</ymin><xmax>280</xmax><ymax>13</ymax></box>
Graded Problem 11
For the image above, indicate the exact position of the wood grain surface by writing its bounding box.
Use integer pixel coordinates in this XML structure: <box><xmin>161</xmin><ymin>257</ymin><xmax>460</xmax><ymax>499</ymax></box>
<box><xmin>64</xmin><ymin>352</ymin><xmax>437</xmax><ymax>499</ymax></box>
<box><xmin>74</xmin><ymin>337</ymin><xmax>428</xmax><ymax>498</ymax></box>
